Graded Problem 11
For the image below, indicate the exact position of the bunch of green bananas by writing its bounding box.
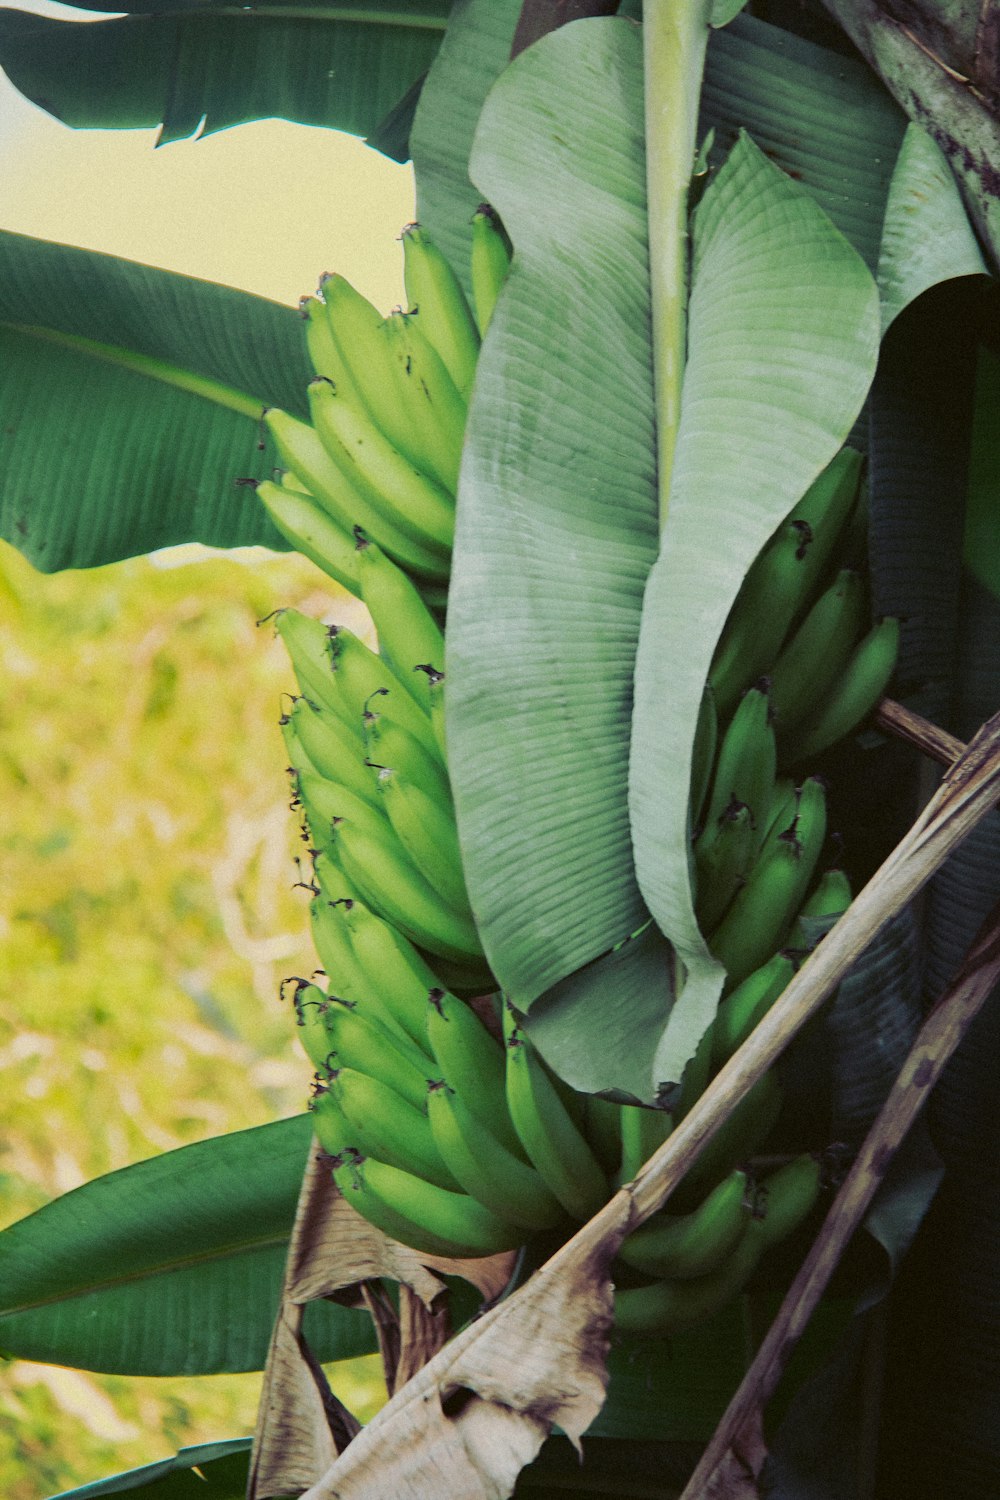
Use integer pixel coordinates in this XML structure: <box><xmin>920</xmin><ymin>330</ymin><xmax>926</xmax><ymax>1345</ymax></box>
<box><xmin>706</xmin><ymin>447</ymin><xmax>900</xmax><ymax>765</ymax></box>
<box><xmin>256</xmin><ymin>208</ymin><xmax>512</xmax><ymax>596</ymax></box>
<box><xmin>260</xmin><ymin>222</ymin><xmax>906</xmax><ymax>1336</ymax></box>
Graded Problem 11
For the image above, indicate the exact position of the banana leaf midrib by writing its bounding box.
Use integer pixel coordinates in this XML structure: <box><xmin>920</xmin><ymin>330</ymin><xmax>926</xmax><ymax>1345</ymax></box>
<box><xmin>0</xmin><ymin>1228</ymin><xmax>294</xmax><ymax>1318</ymax></box>
<box><xmin>0</xmin><ymin>322</ymin><xmax>266</xmax><ymax>420</ymax></box>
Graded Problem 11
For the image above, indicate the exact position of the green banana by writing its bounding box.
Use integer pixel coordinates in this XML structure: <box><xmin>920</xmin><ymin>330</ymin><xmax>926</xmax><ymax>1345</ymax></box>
<box><xmin>786</xmin><ymin>867</ymin><xmax>852</xmax><ymax>951</ymax></box>
<box><xmin>426</xmin><ymin>988</ymin><xmax>523</xmax><ymax>1156</ymax></box>
<box><xmin>363</xmin><ymin>698</ymin><xmax>451</xmax><ymax>809</ymax></box>
<box><xmin>305</xmin><ymin>776</ymin><xmax>462</xmax><ymax>939</ymax></box>
<box><xmin>256</xmin><ymin>479</ymin><xmax>360</xmax><ymax>595</ymax></box>
<box><xmin>470</xmin><ymin>204</ymin><xmax>513</xmax><ymax>337</ymax></box>
<box><xmin>321</xmin><ymin>1000</ymin><xmax>434</xmax><ymax>1111</ymax></box>
<box><xmin>308</xmin><ymin>378</ymin><xmax>456</xmax><ymax>554</ymax></box>
<box><xmin>321</xmin><ymin>268</ymin><xmax>467</xmax><ymax>493</ymax></box>
<box><xmin>710</xmin><ymin>949</ymin><xmax>798</xmax><ymax>1067</ymax></box>
<box><xmin>701</xmin><ymin>684</ymin><xmax>777</xmax><ymax>843</ymax></box>
<box><xmin>280</xmin><ymin>711</ymin><xmax>317</xmax><ymax>783</ymax></box>
<box><xmin>301</xmin><ymin>292</ymin><xmax>364</xmax><ymax>408</ymax></box>
<box><xmin>669</xmin><ymin>1069</ymin><xmax>783</xmax><ymax>1211</ymax></box>
<box><xmin>780</xmin><ymin>616</ymin><xmax>901</xmax><ymax>767</ymax></box>
<box><xmin>381</xmin><ymin>311</ymin><xmax>468</xmax><ymax>495</ymax></box>
<box><xmin>613</xmin><ymin>1154</ymin><xmax>820</xmax><ymax>1337</ymax></box>
<box><xmin>265</xmin><ymin>407</ymin><xmax>449</xmax><ymax>581</ymax></box>
<box><xmin>333</xmin><ymin>816</ymin><xmax>485</xmax><ymax>965</ymax></box>
<box><xmin>342</xmin><ymin>899</ymin><xmax>438</xmax><ymax>1049</ymax></box>
<box><xmin>310</xmin><ymin>1087</ymin><xmax>356</xmax><ymax>1161</ymax></box>
<box><xmin>581</xmin><ymin>1094</ymin><xmax>625</xmax><ymax>1178</ymax></box>
<box><xmin>617</xmin><ymin>1168</ymin><xmax>752</xmax><ymax>1280</ymax></box>
<box><xmin>504</xmin><ymin>1007</ymin><xmax>609</xmax><ymax>1221</ymax></box>
<box><xmin>709</xmin><ymin>776</ymin><xmax>827</xmax><ymax>987</ymax></box>
<box><xmin>295</xmin><ymin>771</ymin><xmax>394</xmax><ymax>858</ymax></box>
<box><xmin>694</xmin><ymin>799</ymin><xmax>756</xmax><ymax>935</ymax></box>
<box><xmin>689</xmin><ymin>685</ymin><xmax>719</xmax><ymax>836</ymax></box>
<box><xmin>616</xmin><ymin>1102</ymin><xmax>674</xmax><ymax>1187</ymax></box>
<box><xmin>287</xmin><ymin>978</ymin><xmax>336</xmax><ymax>1072</ymax></box>
<box><xmin>672</xmin><ymin>1022</ymin><xmax>715</xmax><ymax>1122</ymax></box>
<box><xmin>426</xmin><ymin>1081</ymin><xmax>566</xmax><ymax>1231</ymax></box>
<box><xmin>769</xmin><ymin>568</ymin><xmax>867</xmax><ymax>734</ymax></box>
<box><xmin>751</xmin><ymin>1151</ymin><xmax>823</xmax><ymax>1245</ymax></box>
<box><xmin>401</xmin><ymin>222</ymin><xmax>480</xmax><ymax>398</ymax></box>
<box><xmin>759</xmin><ymin>776</ymin><xmax>797</xmax><ymax>847</ymax></box>
<box><xmin>355</xmin><ymin>536</ymin><xmax>446</xmax><ymax>711</ymax></box>
<box><xmin>377</xmin><ymin>767</ymin><xmax>471</xmax><ymax>916</ymax></box>
<box><xmin>284</xmin><ymin>697</ymin><xmax>380</xmax><ymax>808</ymax></box>
<box><xmin>325</xmin><ymin>1066</ymin><xmax>460</xmax><ymax>1191</ymax></box>
<box><xmin>709</xmin><ymin>448</ymin><xmax>864</xmax><ymax>717</ymax></box>
<box><xmin>315</xmin><ymin>273</ymin><xmax>400</xmax><ymax>432</ymax></box>
<box><xmin>332</xmin><ymin>1150</ymin><xmax>526</xmax><ymax>1258</ymax></box>
<box><xmin>418</xmin><ymin>665</ymin><xmax>448</xmax><ymax>762</ymax></box>
<box><xmin>324</xmin><ymin>625</ymin><xmax>438</xmax><ymax>755</ymax></box>
<box><xmin>273</xmin><ymin>608</ymin><xmax>340</xmax><ymax>718</ymax></box>
<box><xmin>309</xmin><ymin>894</ymin><xmax>373</xmax><ymax>1003</ymax></box>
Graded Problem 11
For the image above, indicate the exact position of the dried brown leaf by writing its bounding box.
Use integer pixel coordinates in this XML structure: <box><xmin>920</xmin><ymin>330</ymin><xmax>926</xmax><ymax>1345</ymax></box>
<box><xmin>298</xmin><ymin>1195</ymin><xmax>634</xmax><ymax>1499</ymax></box>
<box><xmin>248</xmin><ymin>1301</ymin><xmax>361</xmax><ymax>1499</ymax></box>
<box><xmin>250</xmin><ymin>1143</ymin><xmax>518</xmax><ymax>1499</ymax></box>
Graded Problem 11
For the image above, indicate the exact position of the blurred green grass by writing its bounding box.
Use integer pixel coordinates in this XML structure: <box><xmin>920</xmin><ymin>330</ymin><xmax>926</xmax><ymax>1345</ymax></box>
<box><xmin>0</xmin><ymin>538</ymin><xmax>386</xmax><ymax>1498</ymax></box>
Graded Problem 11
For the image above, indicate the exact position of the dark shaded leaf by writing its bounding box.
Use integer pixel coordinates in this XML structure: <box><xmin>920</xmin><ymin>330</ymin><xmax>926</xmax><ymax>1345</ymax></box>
<box><xmin>0</xmin><ymin>3</ymin><xmax>446</xmax><ymax>149</ymax></box>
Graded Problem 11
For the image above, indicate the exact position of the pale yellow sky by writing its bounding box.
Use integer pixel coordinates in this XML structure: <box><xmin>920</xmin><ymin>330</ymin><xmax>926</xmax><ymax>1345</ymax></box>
<box><xmin>0</xmin><ymin>0</ymin><xmax>416</xmax><ymax>310</ymax></box>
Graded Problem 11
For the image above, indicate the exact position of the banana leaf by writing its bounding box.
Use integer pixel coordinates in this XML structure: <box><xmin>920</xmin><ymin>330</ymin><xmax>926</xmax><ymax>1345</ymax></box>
<box><xmin>444</xmin><ymin>9</ymin><xmax>988</xmax><ymax>1095</ymax></box>
<box><xmin>0</xmin><ymin>232</ymin><xmax>308</xmax><ymax>570</ymax></box>
<box><xmin>0</xmin><ymin>1117</ymin><xmax>377</xmax><ymax>1374</ymax></box>
<box><xmin>0</xmin><ymin>2</ymin><xmax>448</xmax><ymax>156</ymax></box>
<box><xmin>45</xmin><ymin>1441</ymin><xmax>252</xmax><ymax>1500</ymax></box>
<box><xmin>446</xmin><ymin>17</ymin><xmax>657</xmax><ymax>1011</ymax></box>
<box><xmin>410</xmin><ymin>0</ymin><xmax>524</xmax><ymax>281</ymax></box>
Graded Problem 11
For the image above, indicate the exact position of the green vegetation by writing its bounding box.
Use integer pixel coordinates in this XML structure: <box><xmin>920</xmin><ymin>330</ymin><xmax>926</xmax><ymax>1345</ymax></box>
<box><xmin>0</xmin><ymin>540</ymin><xmax>386</xmax><ymax>1497</ymax></box>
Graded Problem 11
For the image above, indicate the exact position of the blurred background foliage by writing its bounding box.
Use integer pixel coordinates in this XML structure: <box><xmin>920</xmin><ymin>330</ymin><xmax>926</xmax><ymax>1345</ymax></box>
<box><xmin>0</xmin><ymin>537</ymin><xmax>387</xmax><ymax>1498</ymax></box>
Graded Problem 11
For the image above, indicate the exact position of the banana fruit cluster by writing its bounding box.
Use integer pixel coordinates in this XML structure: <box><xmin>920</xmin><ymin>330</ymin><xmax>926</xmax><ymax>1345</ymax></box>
<box><xmin>261</xmin><ymin>222</ymin><xmax>900</xmax><ymax>1336</ymax></box>
<box><xmin>690</xmin><ymin>447</ymin><xmax>899</xmax><ymax>983</ymax></box>
<box><xmin>256</xmin><ymin>209</ymin><xmax>512</xmax><ymax>597</ymax></box>
<box><xmin>706</xmin><ymin>448</ymin><xmax>900</xmax><ymax>765</ymax></box>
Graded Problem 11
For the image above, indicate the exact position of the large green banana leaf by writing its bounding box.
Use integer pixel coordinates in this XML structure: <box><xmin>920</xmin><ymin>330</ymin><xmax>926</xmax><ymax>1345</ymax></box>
<box><xmin>441</xmin><ymin>10</ymin><xmax>987</xmax><ymax>1094</ymax></box>
<box><xmin>0</xmin><ymin>2</ymin><xmax>448</xmax><ymax>156</ymax></box>
<box><xmin>0</xmin><ymin>232</ymin><xmax>309</xmax><ymax>570</ymax></box>
<box><xmin>446</xmin><ymin>18</ymin><xmax>657</xmax><ymax>1009</ymax></box>
<box><xmin>0</xmin><ymin>1117</ymin><xmax>377</xmax><ymax>1374</ymax></box>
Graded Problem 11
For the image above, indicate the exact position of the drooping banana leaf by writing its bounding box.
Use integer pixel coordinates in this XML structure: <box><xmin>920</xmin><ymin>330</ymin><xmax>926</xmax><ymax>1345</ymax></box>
<box><xmin>0</xmin><ymin>1117</ymin><xmax>377</xmax><ymax>1374</ymax></box>
<box><xmin>0</xmin><ymin>2</ymin><xmax>448</xmax><ymax>157</ymax></box>
<box><xmin>0</xmin><ymin>232</ymin><xmax>308</xmax><ymax>570</ymax></box>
